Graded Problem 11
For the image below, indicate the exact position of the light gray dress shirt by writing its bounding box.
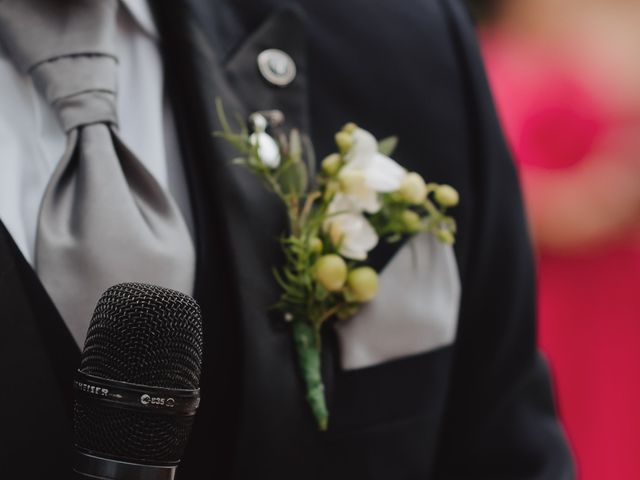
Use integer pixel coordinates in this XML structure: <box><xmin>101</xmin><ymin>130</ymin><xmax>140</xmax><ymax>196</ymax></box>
<box><xmin>0</xmin><ymin>0</ymin><xmax>192</xmax><ymax>266</ymax></box>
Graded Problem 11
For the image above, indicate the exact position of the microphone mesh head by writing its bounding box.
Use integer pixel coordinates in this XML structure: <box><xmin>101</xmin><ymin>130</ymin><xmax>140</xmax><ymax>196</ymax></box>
<box><xmin>73</xmin><ymin>283</ymin><xmax>203</xmax><ymax>465</ymax></box>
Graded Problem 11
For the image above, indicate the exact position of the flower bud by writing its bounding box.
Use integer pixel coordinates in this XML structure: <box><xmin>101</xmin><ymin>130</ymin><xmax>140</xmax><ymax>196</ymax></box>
<box><xmin>435</xmin><ymin>228</ymin><xmax>455</xmax><ymax>245</ymax></box>
<box><xmin>398</xmin><ymin>172</ymin><xmax>428</xmax><ymax>205</ymax></box>
<box><xmin>338</xmin><ymin>170</ymin><xmax>366</xmax><ymax>193</ymax></box>
<box><xmin>313</xmin><ymin>254</ymin><xmax>348</xmax><ymax>292</ymax></box>
<box><xmin>323</xmin><ymin>180</ymin><xmax>340</xmax><ymax>202</ymax></box>
<box><xmin>401</xmin><ymin>210</ymin><xmax>422</xmax><ymax>233</ymax></box>
<box><xmin>328</xmin><ymin>221</ymin><xmax>343</xmax><ymax>247</ymax></box>
<box><xmin>434</xmin><ymin>184</ymin><xmax>459</xmax><ymax>208</ymax></box>
<box><xmin>347</xmin><ymin>267</ymin><xmax>379</xmax><ymax>302</ymax></box>
<box><xmin>250</xmin><ymin>132</ymin><xmax>281</xmax><ymax>168</ymax></box>
<box><xmin>335</xmin><ymin>131</ymin><xmax>353</xmax><ymax>154</ymax></box>
<box><xmin>321</xmin><ymin>153</ymin><xmax>342</xmax><ymax>176</ymax></box>
<box><xmin>310</xmin><ymin>237</ymin><xmax>323</xmax><ymax>254</ymax></box>
<box><xmin>342</xmin><ymin>122</ymin><xmax>358</xmax><ymax>134</ymax></box>
<box><xmin>249</xmin><ymin>113</ymin><xmax>268</xmax><ymax>133</ymax></box>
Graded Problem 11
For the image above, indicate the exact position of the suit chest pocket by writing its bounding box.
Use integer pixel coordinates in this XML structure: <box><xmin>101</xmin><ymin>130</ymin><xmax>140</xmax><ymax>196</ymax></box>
<box><xmin>334</xmin><ymin>232</ymin><xmax>461</xmax><ymax>371</ymax></box>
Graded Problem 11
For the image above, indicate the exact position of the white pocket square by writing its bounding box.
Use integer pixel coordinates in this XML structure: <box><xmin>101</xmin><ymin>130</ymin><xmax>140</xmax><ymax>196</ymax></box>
<box><xmin>335</xmin><ymin>232</ymin><xmax>461</xmax><ymax>370</ymax></box>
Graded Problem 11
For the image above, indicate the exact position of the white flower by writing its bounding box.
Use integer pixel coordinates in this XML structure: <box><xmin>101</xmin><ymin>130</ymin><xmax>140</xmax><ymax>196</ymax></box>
<box><xmin>325</xmin><ymin>193</ymin><xmax>379</xmax><ymax>260</ymax></box>
<box><xmin>338</xmin><ymin>128</ymin><xmax>407</xmax><ymax>213</ymax></box>
<box><xmin>337</xmin><ymin>170</ymin><xmax>380</xmax><ymax>213</ymax></box>
<box><xmin>250</xmin><ymin>131</ymin><xmax>281</xmax><ymax>169</ymax></box>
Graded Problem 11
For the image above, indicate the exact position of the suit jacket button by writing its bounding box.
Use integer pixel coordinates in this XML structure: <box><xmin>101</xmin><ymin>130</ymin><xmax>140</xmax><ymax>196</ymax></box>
<box><xmin>257</xmin><ymin>49</ymin><xmax>296</xmax><ymax>87</ymax></box>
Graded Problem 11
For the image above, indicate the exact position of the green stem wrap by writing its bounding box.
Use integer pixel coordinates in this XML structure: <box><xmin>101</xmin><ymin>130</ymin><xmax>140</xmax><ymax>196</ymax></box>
<box><xmin>292</xmin><ymin>320</ymin><xmax>328</xmax><ymax>430</ymax></box>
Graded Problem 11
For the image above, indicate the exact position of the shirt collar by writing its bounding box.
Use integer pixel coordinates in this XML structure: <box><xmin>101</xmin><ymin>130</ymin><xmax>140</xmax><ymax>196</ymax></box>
<box><xmin>120</xmin><ymin>0</ymin><xmax>159</xmax><ymax>40</ymax></box>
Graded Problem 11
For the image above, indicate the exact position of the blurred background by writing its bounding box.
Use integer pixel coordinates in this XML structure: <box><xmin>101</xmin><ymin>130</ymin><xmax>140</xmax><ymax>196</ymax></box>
<box><xmin>467</xmin><ymin>1</ymin><xmax>640</xmax><ymax>478</ymax></box>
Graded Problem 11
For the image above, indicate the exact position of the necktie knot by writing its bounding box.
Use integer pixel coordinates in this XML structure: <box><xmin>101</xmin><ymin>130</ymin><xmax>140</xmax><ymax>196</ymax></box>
<box><xmin>32</xmin><ymin>55</ymin><xmax>118</xmax><ymax>131</ymax></box>
<box><xmin>0</xmin><ymin>0</ymin><xmax>119</xmax><ymax>130</ymax></box>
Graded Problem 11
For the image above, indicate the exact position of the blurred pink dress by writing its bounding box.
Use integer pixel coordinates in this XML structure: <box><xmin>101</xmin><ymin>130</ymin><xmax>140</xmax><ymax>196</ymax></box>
<box><xmin>481</xmin><ymin>32</ymin><xmax>640</xmax><ymax>480</ymax></box>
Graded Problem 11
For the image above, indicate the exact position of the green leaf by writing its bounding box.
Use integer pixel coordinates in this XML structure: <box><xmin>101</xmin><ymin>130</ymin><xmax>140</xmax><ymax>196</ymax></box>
<box><xmin>213</xmin><ymin>132</ymin><xmax>251</xmax><ymax>154</ymax></box>
<box><xmin>289</xmin><ymin>129</ymin><xmax>303</xmax><ymax>163</ymax></box>
<box><xmin>302</xmin><ymin>134</ymin><xmax>317</xmax><ymax>189</ymax></box>
<box><xmin>377</xmin><ymin>136</ymin><xmax>399</xmax><ymax>157</ymax></box>
<box><xmin>314</xmin><ymin>284</ymin><xmax>329</xmax><ymax>301</ymax></box>
<box><xmin>234</xmin><ymin>112</ymin><xmax>249</xmax><ymax>137</ymax></box>
<box><xmin>215</xmin><ymin>97</ymin><xmax>233</xmax><ymax>134</ymax></box>
<box><xmin>284</xmin><ymin>267</ymin><xmax>302</xmax><ymax>285</ymax></box>
<box><xmin>275</xmin><ymin>156</ymin><xmax>308</xmax><ymax>196</ymax></box>
<box><xmin>273</xmin><ymin>269</ymin><xmax>295</xmax><ymax>293</ymax></box>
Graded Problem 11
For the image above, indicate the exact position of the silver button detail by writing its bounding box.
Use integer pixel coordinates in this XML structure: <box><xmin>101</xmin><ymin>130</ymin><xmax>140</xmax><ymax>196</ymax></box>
<box><xmin>257</xmin><ymin>49</ymin><xmax>296</xmax><ymax>87</ymax></box>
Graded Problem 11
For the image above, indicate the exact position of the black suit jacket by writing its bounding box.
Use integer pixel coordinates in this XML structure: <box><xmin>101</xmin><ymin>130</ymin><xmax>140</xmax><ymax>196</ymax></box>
<box><xmin>0</xmin><ymin>0</ymin><xmax>574</xmax><ymax>478</ymax></box>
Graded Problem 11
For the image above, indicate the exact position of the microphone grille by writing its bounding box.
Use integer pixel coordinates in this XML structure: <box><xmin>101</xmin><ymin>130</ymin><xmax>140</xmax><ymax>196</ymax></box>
<box><xmin>80</xmin><ymin>282</ymin><xmax>203</xmax><ymax>389</ymax></box>
<box><xmin>74</xmin><ymin>283</ymin><xmax>203</xmax><ymax>465</ymax></box>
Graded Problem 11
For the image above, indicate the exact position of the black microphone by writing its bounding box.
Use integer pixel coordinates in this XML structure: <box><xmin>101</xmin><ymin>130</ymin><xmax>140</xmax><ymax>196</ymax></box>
<box><xmin>72</xmin><ymin>283</ymin><xmax>203</xmax><ymax>480</ymax></box>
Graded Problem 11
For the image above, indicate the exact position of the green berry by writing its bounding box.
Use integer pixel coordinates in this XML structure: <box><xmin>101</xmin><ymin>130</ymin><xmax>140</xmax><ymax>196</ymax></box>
<box><xmin>347</xmin><ymin>267</ymin><xmax>379</xmax><ymax>302</ymax></box>
<box><xmin>314</xmin><ymin>254</ymin><xmax>347</xmax><ymax>292</ymax></box>
<box><xmin>310</xmin><ymin>237</ymin><xmax>323</xmax><ymax>254</ymax></box>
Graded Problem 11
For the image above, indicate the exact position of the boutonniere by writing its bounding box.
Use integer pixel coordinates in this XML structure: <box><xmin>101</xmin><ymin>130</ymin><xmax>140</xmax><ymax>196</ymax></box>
<box><xmin>215</xmin><ymin>101</ymin><xmax>459</xmax><ymax>430</ymax></box>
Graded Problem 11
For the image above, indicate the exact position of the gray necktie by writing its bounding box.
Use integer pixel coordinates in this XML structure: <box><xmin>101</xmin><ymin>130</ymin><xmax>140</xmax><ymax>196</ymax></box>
<box><xmin>0</xmin><ymin>0</ymin><xmax>196</xmax><ymax>345</ymax></box>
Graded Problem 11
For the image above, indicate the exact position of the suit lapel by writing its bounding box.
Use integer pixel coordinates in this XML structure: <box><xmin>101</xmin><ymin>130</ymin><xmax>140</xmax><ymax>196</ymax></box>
<box><xmin>0</xmin><ymin>221</ymin><xmax>80</xmax><ymax>404</ymax></box>
<box><xmin>0</xmin><ymin>220</ymin><xmax>78</xmax><ymax>464</ymax></box>
<box><xmin>225</xmin><ymin>6</ymin><xmax>309</xmax><ymax>132</ymax></box>
<box><xmin>153</xmin><ymin>0</ymin><xmax>323</xmax><ymax>474</ymax></box>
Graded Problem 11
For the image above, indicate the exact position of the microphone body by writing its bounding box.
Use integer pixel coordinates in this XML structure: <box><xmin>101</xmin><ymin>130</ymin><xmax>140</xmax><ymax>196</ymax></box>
<box><xmin>73</xmin><ymin>452</ymin><xmax>177</xmax><ymax>480</ymax></box>
<box><xmin>72</xmin><ymin>283</ymin><xmax>203</xmax><ymax>480</ymax></box>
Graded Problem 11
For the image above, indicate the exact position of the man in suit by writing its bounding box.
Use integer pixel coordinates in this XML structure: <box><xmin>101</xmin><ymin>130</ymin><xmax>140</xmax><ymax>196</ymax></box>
<box><xmin>0</xmin><ymin>0</ymin><xmax>574</xmax><ymax>478</ymax></box>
